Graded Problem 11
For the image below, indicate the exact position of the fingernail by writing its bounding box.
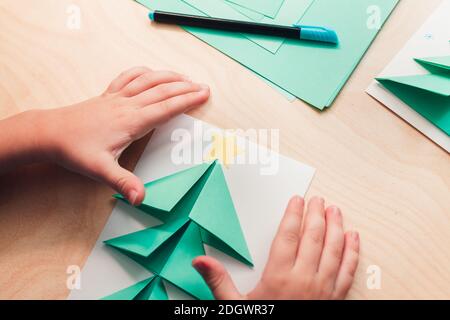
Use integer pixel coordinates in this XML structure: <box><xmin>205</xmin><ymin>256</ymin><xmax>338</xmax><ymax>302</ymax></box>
<box><xmin>293</xmin><ymin>195</ymin><xmax>303</xmax><ymax>205</ymax></box>
<box><xmin>128</xmin><ymin>190</ymin><xmax>138</xmax><ymax>206</ymax></box>
<box><xmin>331</xmin><ymin>206</ymin><xmax>341</xmax><ymax>217</ymax></box>
<box><xmin>199</xmin><ymin>84</ymin><xmax>210</xmax><ymax>91</ymax></box>
<box><xmin>182</xmin><ymin>75</ymin><xmax>191</xmax><ymax>82</ymax></box>
<box><xmin>352</xmin><ymin>231</ymin><xmax>360</xmax><ymax>242</ymax></box>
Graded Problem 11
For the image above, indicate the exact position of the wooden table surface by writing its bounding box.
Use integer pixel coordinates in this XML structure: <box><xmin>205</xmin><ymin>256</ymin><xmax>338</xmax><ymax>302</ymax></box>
<box><xmin>0</xmin><ymin>0</ymin><xmax>449</xmax><ymax>300</ymax></box>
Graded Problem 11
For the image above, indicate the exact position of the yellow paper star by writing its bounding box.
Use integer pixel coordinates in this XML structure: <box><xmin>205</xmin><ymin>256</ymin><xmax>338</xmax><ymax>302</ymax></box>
<box><xmin>205</xmin><ymin>133</ymin><xmax>243</xmax><ymax>168</ymax></box>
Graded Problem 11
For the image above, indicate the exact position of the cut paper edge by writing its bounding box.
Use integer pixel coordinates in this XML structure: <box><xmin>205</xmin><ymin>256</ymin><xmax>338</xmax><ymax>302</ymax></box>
<box><xmin>226</xmin><ymin>0</ymin><xmax>284</xmax><ymax>19</ymax></box>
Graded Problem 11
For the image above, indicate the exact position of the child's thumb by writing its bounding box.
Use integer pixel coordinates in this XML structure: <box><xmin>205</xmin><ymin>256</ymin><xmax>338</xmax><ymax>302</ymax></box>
<box><xmin>100</xmin><ymin>160</ymin><xmax>145</xmax><ymax>206</ymax></box>
<box><xmin>193</xmin><ymin>256</ymin><xmax>242</xmax><ymax>300</ymax></box>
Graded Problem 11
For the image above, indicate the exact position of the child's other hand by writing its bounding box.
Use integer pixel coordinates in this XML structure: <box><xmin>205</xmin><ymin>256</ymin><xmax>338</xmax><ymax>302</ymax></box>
<box><xmin>193</xmin><ymin>197</ymin><xmax>360</xmax><ymax>300</ymax></box>
<box><xmin>37</xmin><ymin>67</ymin><xmax>210</xmax><ymax>205</ymax></box>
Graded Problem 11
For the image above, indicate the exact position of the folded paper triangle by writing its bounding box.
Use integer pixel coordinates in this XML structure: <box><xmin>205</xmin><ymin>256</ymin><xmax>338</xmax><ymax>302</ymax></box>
<box><xmin>377</xmin><ymin>56</ymin><xmax>450</xmax><ymax>136</ymax></box>
<box><xmin>114</xmin><ymin>162</ymin><xmax>211</xmax><ymax>212</ymax></box>
<box><xmin>102</xmin><ymin>275</ymin><xmax>168</xmax><ymax>300</ymax></box>
<box><xmin>104</xmin><ymin>161</ymin><xmax>252</xmax><ymax>300</ymax></box>
<box><xmin>415</xmin><ymin>56</ymin><xmax>450</xmax><ymax>73</ymax></box>
<box><xmin>378</xmin><ymin>74</ymin><xmax>450</xmax><ymax>97</ymax></box>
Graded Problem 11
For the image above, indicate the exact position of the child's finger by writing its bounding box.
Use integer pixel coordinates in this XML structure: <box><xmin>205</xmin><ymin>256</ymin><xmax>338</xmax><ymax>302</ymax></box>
<box><xmin>132</xmin><ymin>81</ymin><xmax>203</xmax><ymax>107</ymax></box>
<box><xmin>96</xmin><ymin>157</ymin><xmax>146</xmax><ymax>206</ymax></box>
<box><xmin>264</xmin><ymin>196</ymin><xmax>304</xmax><ymax>274</ymax></box>
<box><xmin>106</xmin><ymin>66</ymin><xmax>151</xmax><ymax>94</ymax></box>
<box><xmin>122</xmin><ymin>70</ymin><xmax>187</xmax><ymax>98</ymax></box>
<box><xmin>332</xmin><ymin>231</ymin><xmax>360</xmax><ymax>299</ymax></box>
<box><xmin>193</xmin><ymin>256</ymin><xmax>242</xmax><ymax>300</ymax></box>
<box><xmin>295</xmin><ymin>197</ymin><xmax>326</xmax><ymax>274</ymax></box>
<box><xmin>140</xmin><ymin>87</ymin><xmax>210</xmax><ymax>127</ymax></box>
<box><xmin>317</xmin><ymin>206</ymin><xmax>345</xmax><ymax>293</ymax></box>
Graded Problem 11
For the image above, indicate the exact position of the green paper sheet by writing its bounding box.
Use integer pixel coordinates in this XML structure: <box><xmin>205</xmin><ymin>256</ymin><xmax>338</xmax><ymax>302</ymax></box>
<box><xmin>104</xmin><ymin>161</ymin><xmax>253</xmax><ymax>300</ymax></box>
<box><xmin>377</xmin><ymin>56</ymin><xmax>450</xmax><ymax>136</ymax></box>
<box><xmin>182</xmin><ymin>0</ymin><xmax>279</xmax><ymax>53</ymax></box>
<box><xmin>225</xmin><ymin>1</ymin><xmax>265</xmax><ymax>21</ymax></box>
<box><xmin>182</xmin><ymin>0</ymin><xmax>312</xmax><ymax>54</ymax></box>
<box><xmin>227</xmin><ymin>0</ymin><xmax>285</xmax><ymax>18</ymax></box>
<box><xmin>137</xmin><ymin>0</ymin><xmax>398</xmax><ymax>109</ymax></box>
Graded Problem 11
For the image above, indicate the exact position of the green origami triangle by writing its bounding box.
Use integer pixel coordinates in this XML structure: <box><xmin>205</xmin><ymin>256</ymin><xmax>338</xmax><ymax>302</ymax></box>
<box><xmin>199</xmin><ymin>227</ymin><xmax>252</xmax><ymax>266</ymax></box>
<box><xmin>104</xmin><ymin>218</ymin><xmax>188</xmax><ymax>257</ymax></box>
<box><xmin>111</xmin><ymin>222</ymin><xmax>213</xmax><ymax>300</ymax></box>
<box><xmin>101</xmin><ymin>275</ymin><xmax>168</xmax><ymax>300</ymax></box>
<box><xmin>377</xmin><ymin>56</ymin><xmax>450</xmax><ymax>136</ymax></box>
<box><xmin>104</xmin><ymin>161</ymin><xmax>251</xmax><ymax>300</ymax></box>
<box><xmin>158</xmin><ymin>221</ymin><xmax>214</xmax><ymax>300</ymax></box>
<box><xmin>106</xmin><ymin>162</ymin><xmax>215</xmax><ymax>257</ymax></box>
<box><xmin>189</xmin><ymin>162</ymin><xmax>253</xmax><ymax>266</ymax></box>
<box><xmin>415</xmin><ymin>56</ymin><xmax>450</xmax><ymax>73</ymax></box>
<box><xmin>136</xmin><ymin>276</ymin><xmax>168</xmax><ymax>300</ymax></box>
<box><xmin>377</xmin><ymin>74</ymin><xmax>450</xmax><ymax>97</ymax></box>
<box><xmin>114</xmin><ymin>162</ymin><xmax>211</xmax><ymax>212</ymax></box>
<box><xmin>122</xmin><ymin>223</ymin><xmax>190</xmax><ymax>276</ymax></box>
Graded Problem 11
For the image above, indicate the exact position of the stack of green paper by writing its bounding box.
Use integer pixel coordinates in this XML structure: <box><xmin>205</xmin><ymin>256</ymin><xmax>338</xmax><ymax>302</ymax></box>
<box><xmin>377</xmin><ymin>56</ymin><xmax>450</xmax><ymax>136</ymax></box>
<box><xmin>136</xmin><ymin>0</ymin><xmax>398</xmax><ymax>109</ymax></box>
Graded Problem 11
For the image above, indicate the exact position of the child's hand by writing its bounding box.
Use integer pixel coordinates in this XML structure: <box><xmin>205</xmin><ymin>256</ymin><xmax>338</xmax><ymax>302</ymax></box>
<box><xmin>193</xmin><ymin>197</ymin><xmax>360</xmax><ymax>300</ymax></box>
<box><xmin>36</xmin><ymin>67</ymin><xmax>210</xmax><ymax>205</ymax></box>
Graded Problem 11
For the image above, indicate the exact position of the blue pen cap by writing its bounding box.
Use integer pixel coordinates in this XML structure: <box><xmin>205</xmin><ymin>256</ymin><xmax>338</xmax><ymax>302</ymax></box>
<box><xmin>295</xmin><ymin>25</ymin><xmax>339</xmax><ymax>44</ymax></box>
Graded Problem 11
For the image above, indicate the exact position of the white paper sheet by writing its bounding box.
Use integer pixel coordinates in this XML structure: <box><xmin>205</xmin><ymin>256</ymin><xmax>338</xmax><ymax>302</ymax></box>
<box><xmin>69</xmin><ymin>114</ymin><xmax>315</xmax><ymax>299</ymax></box>
<box><xmin>366</xmin><ymin>0</ymin><xmax>450</xmax><ymax>153</ymax></box>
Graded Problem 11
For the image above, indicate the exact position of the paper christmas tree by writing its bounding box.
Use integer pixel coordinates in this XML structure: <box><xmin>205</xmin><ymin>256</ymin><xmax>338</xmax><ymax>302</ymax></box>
<box><xmin>102</xmin><ymin>160</ymin><xmax>253</xmax><ymax>300</ymax></box>
<box><xmin>377</xmin><ymin>56</ymin><xmax>450</xmax><ymax>135</ymax></box>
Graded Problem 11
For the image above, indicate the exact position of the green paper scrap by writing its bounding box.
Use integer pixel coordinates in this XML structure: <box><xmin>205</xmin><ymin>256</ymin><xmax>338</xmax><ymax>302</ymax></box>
<box><xmin>227</xmin><ymin>0</ymin><xmax>285</xmax><ymax>18</ymax></box>
<box><xmin>104</xmin><ymin>161</ymin><xmax>253</xmax><ymax>300</ymax></box>
<box><xmin>377</xmin><ymin>56</ymin><xmax>450</xmax><ymax>136</ymax></box>
<box><xmin>137</xmin><ymin>0</ymin><xmax>398</xmax><ymax>109</ymax></box>
<box><xmin>102</xmin><ymin>276</ymin><xmax>168</xmax><ymax>300</ymax></box>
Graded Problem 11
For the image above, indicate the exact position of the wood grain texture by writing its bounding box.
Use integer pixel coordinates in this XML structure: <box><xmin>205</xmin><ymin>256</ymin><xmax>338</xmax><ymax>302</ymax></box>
<box><xmin>0</xmin><ymin>0</ymin><xmax>449</xmax><ymax>299</ymax></box>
